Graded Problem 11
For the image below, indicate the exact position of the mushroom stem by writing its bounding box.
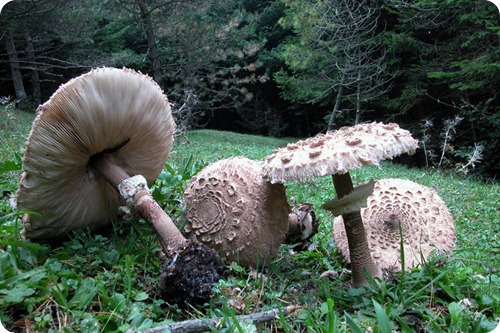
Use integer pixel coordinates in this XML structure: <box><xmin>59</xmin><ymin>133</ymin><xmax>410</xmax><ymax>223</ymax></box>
<box><xmin>91</xmin><ymin>154</ymin><xmax>187</xmax><ymax>254</ymax></box>
<box><xmin>331</xmin><ymin>173</ymin><xmax>382</xmax><ymax>287</ymax></box>
<box><xmin>332</xmin><ymin>173</ymin><xmax>354</xmax><ymax>197</ymax></box>
<box><xmin>117</xmin><ymin>175</ymin><xmax>224</xmax><ymax>304</ymax></box>
<box><xmin>130</xmin><ymin>186</ymin><xmax>187</xmax><ymax>256</ymax></box>
<box><xmin>92</xmin><ymin>156</ymin><xmax>225</xmax><ymax>304</ymax></box>
<box><xmin>90</xmin><ymin>153</ymin><xmax>129</xmax><ymax>189</ymax></box>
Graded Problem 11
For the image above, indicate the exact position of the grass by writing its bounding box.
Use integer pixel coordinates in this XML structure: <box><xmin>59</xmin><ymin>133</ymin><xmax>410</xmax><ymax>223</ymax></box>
<box><xmin>1</xmin><ymin>107</ymin><xmax>499</xmax><ymax>332</ymax></box>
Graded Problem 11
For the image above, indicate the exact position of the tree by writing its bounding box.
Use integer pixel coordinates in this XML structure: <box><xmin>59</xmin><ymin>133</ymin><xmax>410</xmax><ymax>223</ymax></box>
<box><xmin>24</xmin><ymin>32</ymin><xmax>41</xmax><ymax>107</ymax></box>
<box><xmin>4</xmin><ymin>29</ymin><xmax>28</xmax><ymax>108</ymax></box>
<box><xmin>0</xmin><ymin>0</ymin><xmax>103</xmax><ymax>109</ymax></box>
<box><xmin>275</xmin><ymin>0</ymin><xmax>391</xmax><ymax>130</ymax></box>
<box><xmin>137</xmin><ymin>0</ymin><xmax>164</xmax><ymax>87</ymax></box>
<box><xmin>384</xmin><ymin>0</ymin><xmax>500</xmax><ymax>177</ymax></box>
<box><xmin>154</xmin><ymin>0</ymin><xmax>272</xmax><ymax>132</ymax></box>
<box><xmin>106</xmin><ymin>0</ymin><xmax>200</xmax><ymax>89</ymax></box>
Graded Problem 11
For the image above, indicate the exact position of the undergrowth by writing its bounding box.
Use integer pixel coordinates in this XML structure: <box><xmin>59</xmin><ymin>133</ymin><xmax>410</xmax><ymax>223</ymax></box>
<box><xmin>1</xmin><ymin>109</ymin><xmax>499</xmax><ymax>332</ymax></box>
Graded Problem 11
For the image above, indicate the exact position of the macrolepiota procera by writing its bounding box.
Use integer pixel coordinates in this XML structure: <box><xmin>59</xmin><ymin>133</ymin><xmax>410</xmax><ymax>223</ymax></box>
<box><xmin>181</xmin><ymin>157</ymin><xmax>291</xmax><ymax>267</ymax></box>
<box><xmin>262</xmin><ymin>122</ymin><xmax>419</xmax><ymax>287</ymax></box>
<box><xmin>334</xmin><ymin>178</ymin><xmax>455</xmax><ymax>271</ymax></box>
<box><xmin>14</xmin><ymin>67</ymin><xmax>224</xmax><ymax>304</ymax></box>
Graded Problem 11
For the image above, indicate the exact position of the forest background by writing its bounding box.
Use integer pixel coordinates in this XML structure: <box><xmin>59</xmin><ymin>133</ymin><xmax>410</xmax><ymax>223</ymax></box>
<box><xmin>1</xmin><ymin>0</ymin><xmax>499</xmax><ymax>180</ymax></box>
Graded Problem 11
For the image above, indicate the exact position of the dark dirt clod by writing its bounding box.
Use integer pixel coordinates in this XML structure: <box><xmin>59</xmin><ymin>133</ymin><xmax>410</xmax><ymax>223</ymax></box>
<box><xmin>157</xmin><ymin>238</ymin><xmax>225</xmax><ymax>305</ymax></box>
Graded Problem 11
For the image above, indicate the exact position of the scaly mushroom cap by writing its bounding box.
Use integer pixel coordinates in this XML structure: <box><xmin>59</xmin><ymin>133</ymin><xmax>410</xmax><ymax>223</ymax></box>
<box><xmin>182</xmin><ymin>157</ymin><xmax>290</xmax><ymax>267</ymax></box>
<box><xmin>16</xmin><ymin>67</ymin><xmax>175</xmax><ymax>240</ymax></box>
<box><xmin>262</xmin><ymin>122</ymin><xmax>418</xmax><ymax>183</ymax></box>
<box><xmin>333</xmin><ymin>178</ymin><xmax>455</xmax><ymax>271</ymax></box>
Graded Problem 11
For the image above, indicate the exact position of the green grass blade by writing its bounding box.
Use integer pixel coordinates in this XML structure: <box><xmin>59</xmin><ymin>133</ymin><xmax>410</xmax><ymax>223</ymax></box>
<box><xmin>344</xmin><ymin>312</ymin><xmax>363</xmax><ymax>333</ymax></box>
<box><xmin>373</xmin><ymin>299</ymin><xmax>391</xmax><ymax>333</ymax></box>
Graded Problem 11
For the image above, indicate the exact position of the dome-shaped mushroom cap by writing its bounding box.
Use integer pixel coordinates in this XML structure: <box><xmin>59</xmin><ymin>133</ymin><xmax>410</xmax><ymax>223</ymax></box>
<box><xmin>334</xmin><ymin>178</ymin><xmax>455</xmax><ymax>271</ymax></box>
<box><xmin>16</xmin><ymin>67</ymin><xmax>175</xmax><ymax>240</ymax></box>
<box><xmin>262</xmin><ymin>122</ymin><xmax>418</xmax><ymax>183</ymax></box>
<box><xmin>182</xmin><ymin>157</ymin><xmax>290</xmax><ymax>267</ymax></box>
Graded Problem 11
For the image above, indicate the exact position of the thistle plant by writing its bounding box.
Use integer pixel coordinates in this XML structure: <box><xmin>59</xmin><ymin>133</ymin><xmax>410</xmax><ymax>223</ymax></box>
<box><xmin>0</xmin><ymin>96</ymin><xmax>17</xmax><ymax>131</ymax></box>
<box><xmin>456</xmin><ymin>143</ymin><xmax>484</xmax><ymax>175</ymax></box>
<box><xmin>438</xmin><ymin>115</ymin><xmax>463</xmax><ymax>170</ymax></box>
<box><xmin>420</xmin><ymin>118</ymin><xmax>434</xmax><ymax>168</ymax></box>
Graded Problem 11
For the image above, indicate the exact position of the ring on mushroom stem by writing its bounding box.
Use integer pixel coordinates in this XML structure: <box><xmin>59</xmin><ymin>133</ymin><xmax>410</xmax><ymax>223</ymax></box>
<box><xmin>262</xmin><ymin>122</ymin><xmax>419</xmax><ymax>287</ymax></box>
<box><xmin>15</xmin><ymin>67</ymin><xmax>224</xmax><ymax>304</ymax></box>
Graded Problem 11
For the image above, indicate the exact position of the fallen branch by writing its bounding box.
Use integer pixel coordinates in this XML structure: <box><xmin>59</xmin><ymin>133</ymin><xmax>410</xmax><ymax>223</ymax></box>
<box><xmin>126</xmin><ymin>305</ymin><xmax>302</xmax><ymax>333</ymax></box>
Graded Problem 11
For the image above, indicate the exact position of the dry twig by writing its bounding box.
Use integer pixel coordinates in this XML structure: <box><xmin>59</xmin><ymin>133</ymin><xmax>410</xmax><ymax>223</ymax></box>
<box><xmin>126</xmin><ymin>305</ymin><xmax>301</xmax><ymax>333</ymax></box>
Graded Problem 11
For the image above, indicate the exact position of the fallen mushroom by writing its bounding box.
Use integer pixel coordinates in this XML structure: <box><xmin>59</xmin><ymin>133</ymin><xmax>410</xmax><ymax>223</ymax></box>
<box><xmin>182</xmin><ymin>157</ymin><xmax>291</xmax><ymax>267</ymax></box>
<box><xmin>262</xmin><ymin>122</ymin><xmax>419</xmax><ymax>287</ymax></box>
<box><xmin>334</xmin><ymin>178</ymin><xmax>455</xmax><ymax>271</ymax></box>
<box><xmin>15</xmin><ymin>67</ymin><xmax>224</xmax><ymax>304</ymax></box>
<box><xmin>16</xmin><ymin>67</ymin><xmax>173</xmax><ymax>239</ymax></box>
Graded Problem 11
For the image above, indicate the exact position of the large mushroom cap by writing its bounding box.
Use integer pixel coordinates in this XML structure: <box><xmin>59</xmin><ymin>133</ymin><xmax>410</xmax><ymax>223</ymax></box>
<box><xmin>333</xmin><ymin>178</ymin><xmax>455</xmax><ymax>271</ymax></box>
<box><xmin>16</xmin><ymin>67</ymin><xmax>175</xmax><ymax>240</ymax></box>
<box><xmin>262</xmin><ymin>122</ymin><xmax>418</xmax><ymax>184</ymax></box>
<box><xmin>182</xmin><ymin>157</ymin><xmax>290</xmax><ymax>267</ymax></box>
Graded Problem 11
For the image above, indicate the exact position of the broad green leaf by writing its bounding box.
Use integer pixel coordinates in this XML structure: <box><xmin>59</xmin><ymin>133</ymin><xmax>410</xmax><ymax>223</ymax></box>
<box><xmin>134</xmin><ymin>291</ymin><xmax>149</xmax><ymax>302</ymax></box>
<box><xmin>69</xmin><ymin>278</ymin><xmax>98</xmax><ymax>310</ymax></box>
<box><xmin>0</xmin><ymin>160</ymin><xmax>20</xmax><ymax>173</ymax></box>
<box><xmin>448</xmin><ymin>302</ymin><xmax>461</xmax><ymax>326</ymax></box>
<box><xmin>0</xmin><ymin>285</ymin><xmax>35</xmax><ymax>303</ymax></box>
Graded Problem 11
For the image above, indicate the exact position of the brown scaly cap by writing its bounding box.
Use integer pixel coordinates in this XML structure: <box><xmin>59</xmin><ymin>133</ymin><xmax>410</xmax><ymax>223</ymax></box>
<box><xmin>333</xmin><ymin>178</ymin><xmax>456</xmax><ymax>271</ymax></box>
<box><xmin>182</xmin><ymin>157</ymin><xmax>290</xmax><ymax>267</ymax></box>
<box><xmin>262</xmin><ymin>122</ymin><xmax>419</xmax><ymax>183</ymax></box>
<box><xmin>16</xmin><ymin>67</ymin><xmax>175</xmax><ymax>240</ymax></box>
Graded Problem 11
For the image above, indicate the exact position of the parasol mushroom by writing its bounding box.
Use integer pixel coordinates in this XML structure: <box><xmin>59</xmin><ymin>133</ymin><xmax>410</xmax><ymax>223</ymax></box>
<box><xmin>262</xmin><ymin>122</ymin><xmax>419</xmax><ymax>287</ymax></box>
<box><xmin>15</xmin><ymin>67</ymin><xmax>224</xmax><ymax>304</ymax></box>
<box><xmin>334</xmin><ymin>178</ymin><xmax>455</xmax><ymax>271</ymax></box>
<box><xmin>182</xmin><ymin>157</ymin><xmax>291</xmax><ymax>267</ymax></box>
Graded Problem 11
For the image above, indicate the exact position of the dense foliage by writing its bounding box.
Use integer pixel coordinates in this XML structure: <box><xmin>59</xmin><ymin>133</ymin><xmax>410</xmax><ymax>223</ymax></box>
<box><xmin>1</xmin><ymin>0</ymin><xmax>498</xmax><ymax>178</ymax></box>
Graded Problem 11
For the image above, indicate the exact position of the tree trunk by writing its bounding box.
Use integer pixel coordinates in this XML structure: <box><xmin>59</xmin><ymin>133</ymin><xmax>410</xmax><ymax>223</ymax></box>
<box><xmin>137</xmin><ymin>0</ymin><xmax>163</xmax><ymax>88</ymax></box>
<box><xmin>25</xmin><ymin>32</ymin><xmax>41</xmax><ymax>108</ymax></box>
<box><xmin>354</xmin><ymin>45</ymin><xmax>362</xmax><ymax>125</ymax></box>
<box><xmin>327</xmin><ymin>83</ymin><xmax>344</xmax><ymax>131</ymax></box>
<box><xmin>5</xmin><ymin>30</ymin><xmax>29</xmax><ymax>108</ymax></box>
<box><xmin>355</xmin><ymin>79</ymin><xmax>361</xmax><ymax>125</ymax></box>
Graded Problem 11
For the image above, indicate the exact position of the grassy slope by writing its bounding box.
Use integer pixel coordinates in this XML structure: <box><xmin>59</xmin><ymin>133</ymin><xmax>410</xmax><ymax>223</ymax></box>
<box><xmin>1</xmin><ymin>109</ymin><xmax>499</xmax><ymax>332</ymax></box>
